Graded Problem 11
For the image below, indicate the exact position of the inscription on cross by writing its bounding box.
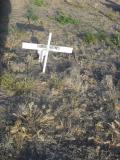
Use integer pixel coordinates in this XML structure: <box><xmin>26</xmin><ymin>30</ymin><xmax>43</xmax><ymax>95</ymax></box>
<box><xmin>22</xmin><ymin>33</ymin><xmax>73</xmax><ymax>73</ymax></box>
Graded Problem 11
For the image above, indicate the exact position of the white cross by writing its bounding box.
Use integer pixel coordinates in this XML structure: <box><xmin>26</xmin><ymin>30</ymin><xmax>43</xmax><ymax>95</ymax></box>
<box><xmin>22</xmin><ymin>33</ymin><xmax>73</xmax><ymax>73</ymax></box>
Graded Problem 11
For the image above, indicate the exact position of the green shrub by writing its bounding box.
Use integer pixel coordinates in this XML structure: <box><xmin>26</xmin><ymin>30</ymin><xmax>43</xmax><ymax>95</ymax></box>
<box><xmin>96</xmin><ymin>31</ymin><xmax>107</xmax><ymax>42</ymax></box>
<box><xmin>1</xmin><ymin>73</ymin><xmax>35</xmax><ymax>92</ymax></box>
<box><xmin>33</xmin><ymin>0</ymin><xmax>43</xmax><ymax>6</ymax></box>
<box><xmin>15</xmin><ymin>78</ymin><xmax>34</xmax><ymax>91</ymax></box>
<box><xmin>83</xmin><ymin>32</ymin><xmax>97</xmax><ymax>44</ymax></box>
<box><xmin>110</xmin><ymin>33</ymin><xmax>120</xmax><ymax>47</ymax></box>
<box><xmin>83</xmin><ymin>31</ymin><xmax>120</xmax><ymax>47</ymax></box>
<box><xmin>55</xmin><ymin>11</ymin><xmax>80</xmax><ymax>25</ymax></box>
<box><xmin>1</xmin><ymin>73</ymin><xmax>15</xmax><ymax>91</ymax></box>
<box><xmin>107</xmin><ymin>12</ymin><xmax>117</xmax><ymax>21</ymax></box>
<box><xmin>25</xmin><ymin>7</ymin><xmax>39</xmax><ymax>22</ymax></box>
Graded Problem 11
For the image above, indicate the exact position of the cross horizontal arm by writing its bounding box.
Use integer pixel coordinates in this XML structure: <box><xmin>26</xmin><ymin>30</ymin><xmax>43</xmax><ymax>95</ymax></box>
<box><xmin>22</xmin><ymin>42</ymin><xmax>73</xmax><ymax>54</ymax></box>
<box><xmin>22</xmin><ymin>42</ymin><xmax>38</xmax><ymax>50</ymax></box>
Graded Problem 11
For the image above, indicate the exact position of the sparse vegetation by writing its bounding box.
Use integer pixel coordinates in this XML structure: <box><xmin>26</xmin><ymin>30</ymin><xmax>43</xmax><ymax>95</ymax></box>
<box><xmin>83</xmin><ymin>31</ymin><xmax>120</xmax><ymax>47</ymax></box>
<box><xmin>32</xmin><ymin>0</ymin><xmax>44</xmax><ymax>7</ymax></box>
<box><xmin>0</xmin><ymin>73</ymin><xmax>15</xmax><ymax>91</ymax></box>
<box><xmin>55</xmin><ymin>11</ymin><xmax>80</xmax><ymax>25</ymax></box>
<box><xmin>25</xmin><ymin>7</ymin><xmax>39</xmax><ymax>23</ymax></box>
<box><xmin>49</xmin><ymin>74</ymin><xmax>63</xmax><ymax>89</ymax></box>
<box><xmin>15</xmin><ymin>77</ymin><xmax>35</xmax><ymax>91</ymax></box>
<box><xmin>107</xmin><ymin>10</ymin><xmax>117</xmax><ymax>21</ymax></box>
<box><xmin>83</xmin><ymin>32</ymin><xmax>97</xmax><ymax>44</ymax></box>
<box><xmin>110</xmin><ymin>33</ymin><xmax>120</xmax><ymax>47</ymax></box>
<box><xmin>0</xmin><ymin>0</ymin><xmax>120</xmax><ymax>160</ymax></box>
<box><xmin>0</xmin><ymin>73</ymin><xmax>35</xmax><ymax>93</ymax></box>
<box><xmin>96</xmin><ymin>30</ymin><xmax>107</xmax><ymax>42</ymax></box>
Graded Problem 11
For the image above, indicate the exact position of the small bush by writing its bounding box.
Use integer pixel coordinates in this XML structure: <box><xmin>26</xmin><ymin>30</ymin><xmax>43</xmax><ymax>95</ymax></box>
<box><xmin>83</xmin><ymin>32</ymin><xmax>97</xmax><ymax>44</ymax></box>
<box><xmin>110</xmin><ymin>33</ymin><xmax>120</xmax><ymax>47</ymax></box>
<box><xmin>55</xmin><ymin>11</ymin><xmax>80</xmax><ymax>25</ymax></box>
<box><xmin>33</xmin><ymin>0</ymin><xmax>43</xmax><ymax>6</ymax></box>
<box><xmin>107</xmin><ymin>12</ymin><xmax>117</xmax><ymax>21</ymax></box>
<box><xmin>1</xmin><ymin>73</ymin><xmax>35</xmax><ymax>92</ymax></box>
<box><xmin>96</xmin><ymin>31</ymin><xmax>107</xmax><ymax>42</ymax></box>
<box><xmin>1</xmin><ymin>73</ymin><xmax>15</xmax><ymax>91</ymax></box>
<box><xmin>15</xmin><ymin>78</ymin><xmax>35</xmax><ymax>91</ymax></box>
<box><xmin>25</xmin><ymin>7</ymin><xmax>39</xmax><ymax>22</ymax></box>
<box><xmin>83</xmin><ymin>31</ymin><xmax>120</xmax><ymax>47</ymax></box>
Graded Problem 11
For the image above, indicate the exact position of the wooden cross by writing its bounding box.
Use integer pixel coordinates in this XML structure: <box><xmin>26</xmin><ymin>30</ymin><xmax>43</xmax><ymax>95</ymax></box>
<box><xmin>22</xmin><ymin>33</ymin><xmax>73</xmax><ymax>73</ymax></box>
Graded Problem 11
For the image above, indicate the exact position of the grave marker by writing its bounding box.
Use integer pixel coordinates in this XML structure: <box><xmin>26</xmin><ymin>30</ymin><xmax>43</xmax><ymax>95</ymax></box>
<box><xmin>22</xmin><ymin>33</ymin><xmax>73</xmax><ymax>73</ymax></box>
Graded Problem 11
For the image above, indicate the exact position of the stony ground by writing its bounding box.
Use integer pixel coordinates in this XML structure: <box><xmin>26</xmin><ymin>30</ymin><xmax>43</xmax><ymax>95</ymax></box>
<box><xmin>0</xmin><ymin>0</ymin><xmax>120</xmax><ymax>159</ymax></box>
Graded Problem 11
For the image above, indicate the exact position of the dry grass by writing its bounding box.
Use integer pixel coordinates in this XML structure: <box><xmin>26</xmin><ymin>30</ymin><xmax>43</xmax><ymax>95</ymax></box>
<box><xmin>0</xmin><ymin>0</ymin><xmax>120</xmax><ymax>159</ymax></box>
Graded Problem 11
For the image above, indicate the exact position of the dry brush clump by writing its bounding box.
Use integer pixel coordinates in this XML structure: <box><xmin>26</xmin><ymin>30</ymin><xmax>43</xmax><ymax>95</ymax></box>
<box><xmin>1</xmin><ymin>88</ymin><xmax>119</xmax><ymax>160</ymax></box>
<box><xmin>0</xmin><ymin>102</ymin><xmax>55</xmax><ymax>159</ymax></box>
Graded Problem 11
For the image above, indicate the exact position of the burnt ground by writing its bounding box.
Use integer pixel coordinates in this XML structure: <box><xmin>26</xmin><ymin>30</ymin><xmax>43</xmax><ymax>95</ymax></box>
<box><xmin>0</xmin><ymin>0</ymin><xmax>120</xmax><ymax>160</ymax></box>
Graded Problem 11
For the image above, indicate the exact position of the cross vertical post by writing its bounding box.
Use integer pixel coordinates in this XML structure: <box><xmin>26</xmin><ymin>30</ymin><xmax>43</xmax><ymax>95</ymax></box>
<box><xmin>22</xmin><ymin>33</ymin><xmax>73</xmax><ymax>73</ymax></box>
<box><xmin>42</xmin><ymin>33</ymin><xmax>52</xmax><ymax>73</ymax></box>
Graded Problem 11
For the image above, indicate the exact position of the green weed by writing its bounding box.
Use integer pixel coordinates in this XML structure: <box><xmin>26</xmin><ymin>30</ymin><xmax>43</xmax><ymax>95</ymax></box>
<box><xmin>49</xmin><ymin>74</ymin><xmax>63</xmax><ymax>89</ymax></box>
<box><xmin>96</xmin><ymin>31</ymin><xmax>107</xmax><ymax>42</ymax></box>
<box><xmin>1</xmin><ymin>73</ymin><xmax>35</xmax><ymax>92</ymax></box>
<box><xmin>83</xmin><ymin>32</ymin><xmax>97</xmax><ymax>44</ymax></box>
<box><xmin>55</xmin><ymin>11</ymin><xmax>80</xmax><ymax>25</ymax></box>
<box><xmin>107</xmin><ymin>12</ymin><xmax>117</xmax><ymax>21</ymax></box>
<box><xmin>110</xmin><ymin>33</ymin><xmax>120</xmax><ymax>47</ymax></box>
<box><xmin>25</xmin><ymin>7</ymin><xmax>39</xmax><ymax>23</ymax></box>
<box><xmin>32</xmin><ymin>0</ymin><xmax>43</xmax><ymax>7</ymax></box>
<box><xmin>1</xmin><ymin>73</ymin><xmax>15</xmax><ymax>91</ymax></box>
<box><xmin>83</xmin><ymin>31</ymin><xmax>120</xmax><ymax>47</ymax></box>
<box><xmin>15</xmin><ymin>78</ymin><xmax>35</xmax><ymax>91</ymax></box>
